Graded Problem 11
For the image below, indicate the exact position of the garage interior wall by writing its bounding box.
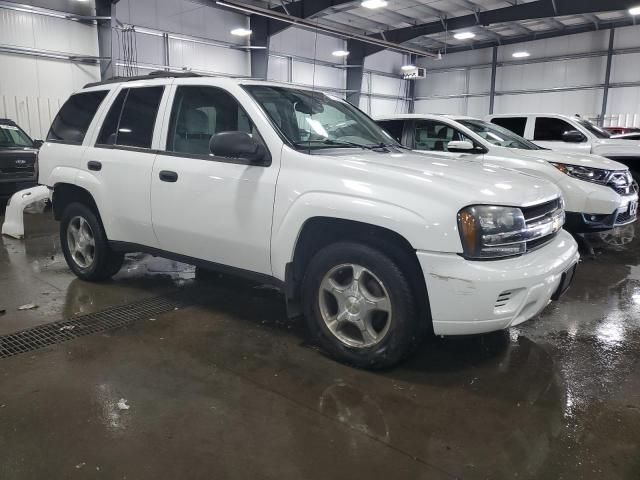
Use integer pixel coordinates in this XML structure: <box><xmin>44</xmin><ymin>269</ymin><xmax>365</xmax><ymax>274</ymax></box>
<box><xmin>267</xmin><ymin>27</ymin><xmax>346</xmax><ymax>96</ymax></box>
<box><xmin>0</xmin><ymin>2</ymin><xmax>101</xmax><ymax>139</ymax></box>
<box><xmin>360</xmin><ymin>49</ymin><xmax>411</xmax><ymax>117</ymax></box>
<box><xmin>111</xmin><ymin>0</ymin><xmax>250</xmax><ymax>78</ymax></box>
<box><xmin>415</xmin><ymin>24</ymin><xmax>640</xmax><ymax>127</ymax></box>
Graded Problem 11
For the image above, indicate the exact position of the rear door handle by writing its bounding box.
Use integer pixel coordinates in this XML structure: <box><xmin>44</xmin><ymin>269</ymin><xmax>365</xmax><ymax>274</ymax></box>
<box><xmin>159</xmin><ymin>170</ymin><xmax>178</xmax><ymax>182</ymax></box>
<box><xmin>87</xmin><ymin>161</ymin><xmax>102</xmax><ymax>171</ymax></box>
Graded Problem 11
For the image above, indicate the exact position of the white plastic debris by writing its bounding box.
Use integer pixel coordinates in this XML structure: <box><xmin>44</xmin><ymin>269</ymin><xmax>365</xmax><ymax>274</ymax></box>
<box><xmin>75</xmin><ymin>462</ymin><xmax>86</xmax><ymax>470</ymax></box>
<box><xmin>17</xmin><ymin>303</ymin><xmax>38</xmax><ymax>310</ymax></box>
<box><xmin>1</xmin><ymin>186</ymin><xmax>50</xmax><ymax>239</ymax></box>
<box><xmin>59</xmin><ymin>325</ymin><xmax>75</xmax><ymax>332</ymax></box>
<box><xmin>117</xmin><ymin>398</ymin><xmax>130</xmax><ymax>410</ymax></box>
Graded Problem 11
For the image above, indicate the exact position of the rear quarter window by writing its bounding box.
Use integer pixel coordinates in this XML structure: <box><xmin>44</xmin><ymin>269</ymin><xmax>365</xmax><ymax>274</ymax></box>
<box><xmin>47</xmin><ymin>91</ymin><xmax>108</xmax><ymax>145</ymax></box>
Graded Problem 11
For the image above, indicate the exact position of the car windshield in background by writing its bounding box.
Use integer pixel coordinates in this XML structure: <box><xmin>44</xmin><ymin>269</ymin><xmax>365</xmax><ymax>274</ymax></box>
<box><xmin>459</xmin><ymin>119</ymin><xmax>542</xmax><ymax>150</ymax></box>
<box><xmin>576</xmin><ymin>118</ymin><xmax>611</xmax><ymax>139</ymax></box>
<box><xmin>244</xmin><ymin>85</ymin><xmax>399</xmax><ymax>151</ymax></box>
<box><xmin>0</xmin><ymin>124</ymin><xmax>33</xmax><ymax>148</ymax></box>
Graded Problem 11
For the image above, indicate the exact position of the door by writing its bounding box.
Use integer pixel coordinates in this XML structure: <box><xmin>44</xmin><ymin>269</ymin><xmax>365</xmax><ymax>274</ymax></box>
<box><xmin>412</xmin><ymin>119</ymin><xmax>484</xmax><ymax>161</ymax></box>
<box><xmin>82</xmin><ymin>85</ymin><xmax>165</xmax><ymax>247</ymax></box>
<box><xmin>532</xmin><ymin>117</ymin><xmax>591</xmax><ymax>153</ymax></box>
<box><xmin>150</xmin><ymin>84</ymin><xmax>278</xmax><ymax>275</ymax></box>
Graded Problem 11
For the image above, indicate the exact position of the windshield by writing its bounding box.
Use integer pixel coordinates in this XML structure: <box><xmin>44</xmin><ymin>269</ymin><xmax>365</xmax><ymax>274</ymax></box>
<box><xmin>576</xmin><ymin>118</ymin><xmax>610</xmax><ymax>139</ymax></box>
<box><xmin>0</xmin><ymin>123</ymin><xmax>33</xmax><ymax>148</ymax></box>
<box><xmin>458</xmin><ymin>119</ymin><xmax>543</xmax><ymax>150</ymax></box>
<box><xmin>244</xmin><ymin>85</ymin><xmax>400</xmax><ymax>151</ymax></box>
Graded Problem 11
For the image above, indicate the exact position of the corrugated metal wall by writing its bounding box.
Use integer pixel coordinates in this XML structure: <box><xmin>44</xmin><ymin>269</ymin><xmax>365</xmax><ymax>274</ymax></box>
<box><xmin>0</xmin><ymin>5</ymin><xmax>100</xmax><ymax>139</ymax></box>
<box><xmin>414</xmin><ymin>24</ymin><xmax>640</xmax><ymax>127</ymax></box>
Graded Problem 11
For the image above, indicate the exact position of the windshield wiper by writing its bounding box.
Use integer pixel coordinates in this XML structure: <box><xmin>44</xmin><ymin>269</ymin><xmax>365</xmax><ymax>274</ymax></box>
<box><xmin>294</xmin><ymin>139</ymin><xmax>379</xmax><ymax>150</ymax></box>
<box><xmin>377</xmin><ymin>142</ymin><xmax>411</xmax><ymax>151</ymax></box>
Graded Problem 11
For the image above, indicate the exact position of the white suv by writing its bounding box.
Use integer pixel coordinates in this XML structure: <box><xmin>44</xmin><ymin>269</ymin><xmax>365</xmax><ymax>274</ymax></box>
<box><xmin>38</xmin><ymin>73</ymin><xmax>579</xmax><ymax>368</ymax></box>
<box><xmin>376</xmin><ymin>114</ymin><xmax>638</xmax><ymax>232</ymax></box>
<box><xmin>486</xmin><ymin>113</ymin><xmax>640</xmax><ymax>179</ymax></box>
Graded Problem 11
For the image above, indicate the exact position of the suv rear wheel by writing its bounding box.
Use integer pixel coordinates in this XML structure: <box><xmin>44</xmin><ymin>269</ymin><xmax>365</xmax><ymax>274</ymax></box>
<box><xmin>302</xmin><ymin>241</ymin><xmax>422</xmax><ymax>369</ymax></box>
<box><xmin>60</xmin><ymin>202</ymin><xmax>124</xmax><ymax>281</ymax></box>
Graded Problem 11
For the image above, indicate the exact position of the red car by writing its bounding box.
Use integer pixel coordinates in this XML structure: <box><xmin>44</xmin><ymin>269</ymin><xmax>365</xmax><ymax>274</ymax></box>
<box><xmin>605</xmin><ymin>126</ymin><xmax>640</xmax><ymax>135</ymax></box>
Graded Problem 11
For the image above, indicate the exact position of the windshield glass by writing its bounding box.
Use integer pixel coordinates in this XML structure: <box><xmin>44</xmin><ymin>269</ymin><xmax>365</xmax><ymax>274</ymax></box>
<box><xmin>576</xmin><ymin>118</ymin><xmax>610</xmax><ymax>139</ymax></box>
<box><xmin>458</xmin><ymin>119</ymin><xmax>542</xmax><ymax>150</ymax></box>
<box><xmin>244</xmin><ymin>85</ymin><xmax>399</xmax><ymax>151</ymax></box>
<box><xmin>0</xmin><ymin>123</ymin><xmax>33</xmax><ymax>148</ymax></box>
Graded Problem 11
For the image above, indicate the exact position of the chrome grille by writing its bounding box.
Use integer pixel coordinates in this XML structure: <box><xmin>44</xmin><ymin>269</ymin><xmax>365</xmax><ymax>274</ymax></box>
<box><xmin>520</xmin><ymin>198</ymin><xmax>564</xmax><ymax>252</ymax></box>
<box><xmin>607</xmin><ymin>171</ymin><xmax>634</xmax><ymax>196</ymax></box>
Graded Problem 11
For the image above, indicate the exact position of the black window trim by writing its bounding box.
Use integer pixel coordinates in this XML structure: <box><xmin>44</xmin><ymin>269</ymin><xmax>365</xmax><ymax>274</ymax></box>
<box><xmin>46</xmin><ymin>89</ymin><xmax>110</xmax><ymax>146</ymax></box>
<box><xmin>160</xmin><ymin>84</ymin><xmax>272</xmax><ymax>167</ymax></box>
<box><xmin>94</xmin><ymin>85</ymin><xmax>165</xmax><ymax>151</ymax></box>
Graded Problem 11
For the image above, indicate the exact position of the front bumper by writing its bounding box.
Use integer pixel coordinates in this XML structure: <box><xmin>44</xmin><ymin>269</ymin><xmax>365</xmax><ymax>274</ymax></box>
<box><xmin>417</xmin><ymin>230</ymin><xmax>579</xmax><ymax>336</ymax></box>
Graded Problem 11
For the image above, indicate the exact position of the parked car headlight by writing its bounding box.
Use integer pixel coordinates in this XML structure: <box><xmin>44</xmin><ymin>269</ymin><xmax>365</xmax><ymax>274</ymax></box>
<box><xmin>550</xmin><ymin>163</ymin><xmax>609</xmax><ymax>184</ymax></box>
<box><xmin>457</xmin><ymin>203</ymin><xmax>565</xmax><ymax>259</ymax></box>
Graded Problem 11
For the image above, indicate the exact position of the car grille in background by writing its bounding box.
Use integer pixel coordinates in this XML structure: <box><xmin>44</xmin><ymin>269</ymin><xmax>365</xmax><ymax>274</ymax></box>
<box><xmin>607</xmin><ymin>171</ymin><xmax>634</xmax><ymax>196</ymax></box>
<box><xmin>615</xmin><ymin>210</ymin><xmax>634</xmax><ymax>225</ymax></box>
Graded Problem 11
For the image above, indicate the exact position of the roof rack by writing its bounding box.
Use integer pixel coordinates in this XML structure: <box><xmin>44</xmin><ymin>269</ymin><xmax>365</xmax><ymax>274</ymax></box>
<box><xmin>84</xmin><ymin>70</ymin><xmax>201</xmax><ymax>88</ymax></box>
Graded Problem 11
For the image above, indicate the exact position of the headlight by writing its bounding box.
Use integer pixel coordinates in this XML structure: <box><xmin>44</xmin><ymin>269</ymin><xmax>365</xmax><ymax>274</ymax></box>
<box><xmin>550</xmin><ymin>163</ymin><xmax>609</xmax><ymax>184</ymax></box>
<box><xmin>457</xmin><ymin>204</ymin><xmax>564</xmax><ymax>259</ymax></box>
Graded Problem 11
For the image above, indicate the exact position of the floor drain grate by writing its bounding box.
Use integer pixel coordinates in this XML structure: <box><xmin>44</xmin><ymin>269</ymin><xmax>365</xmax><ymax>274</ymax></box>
<box><xmin>0</xmin><ymin>293</ymin><xmax>189</xmax><ymax>359</ymax></box>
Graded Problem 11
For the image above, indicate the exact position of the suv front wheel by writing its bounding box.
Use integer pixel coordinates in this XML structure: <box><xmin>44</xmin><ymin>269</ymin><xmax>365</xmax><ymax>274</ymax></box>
<box><xmin>60</xmin><ymin>202</ymin><xmax>124</xmax><ymax>281</ymax></box>
<box><xmin>302</xmin><ymin>241</ymin><xmax>422</xmax><ymax>369</ymax></box>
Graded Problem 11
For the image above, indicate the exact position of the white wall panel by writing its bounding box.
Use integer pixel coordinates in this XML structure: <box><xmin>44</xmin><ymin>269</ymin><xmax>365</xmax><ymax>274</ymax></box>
<box><xmin>613</xmin><ymin>24</ymin><xmax>640</xmax><ymax>49</ymax></box>
<box><xmin>364</xmin><ymin>50</ymin><xmax>407</xmax><ymax>74</ymax></box>
<box><xmin>418</xmin><ymin>70</ymin><xmax>467</xmax><ymax>97</ymax></box>
<box><xmin>270</xmin><ymin>27</ymin><xmax>345</xmax><ymax>64</ymax></box>
<box><xmin>494</xmin><ymin>89</ymin><xmax>603</xmax><ymax>117</ymax></box>
<box><xmin>415</xmin><ymin>98</ymin><xmax>467</xmax><ymax>115</ymax></box>
<box><xmin>467</xmin><ymin>97</ymin><xmax>491</xmax><ymax>118</ymax></box>
<box><xmin>267</xmin><ymin>56</ymin><xmax>289</xmax><ymax>83</ymax></box>
<box><xmin>291</xmin><ymin>62</ymin><xmax>344</xmax><ymax>91</ymax></box>
<box><xmin>368</xmin><ymin>98</ymin><xmax>408</xmax><ymax>118</ymax></box>
<box><xmin>610</xmin><ymin>53</ymin><xmax>640</xmax><ymax>84</ymax></box>
<box><xmin>168</xmin><ymin>38</ymin><xmax>249</xmax><ymax>76</ymax></box>
<box><xmin>0</xmin><ymin>5</ymin><xmax>100</xmax><ymax>138</ymax></box>
<box><xmin>370</xmin><ymin>75</ymin><xmax>405</xmax><ymax>97</ymax></box>
<box><xmin>469</xmin><ymin>68</ymin><xmax>491</xmax><ymax>94</ymax></box>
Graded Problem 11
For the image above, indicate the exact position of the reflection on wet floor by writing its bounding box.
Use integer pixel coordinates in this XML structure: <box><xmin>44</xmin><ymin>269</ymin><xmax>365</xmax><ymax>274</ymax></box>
<box><xmin>1</xmin><ymin>210</ymin><xmax>639</xmax><ymax>479</ymax></box>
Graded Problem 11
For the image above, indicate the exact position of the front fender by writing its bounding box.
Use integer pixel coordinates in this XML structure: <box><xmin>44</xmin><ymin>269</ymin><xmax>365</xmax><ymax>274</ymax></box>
<box><xmin>271</xmin><ymin>191</ymin><xmax>446</xmax><ymax>280</ymax></box>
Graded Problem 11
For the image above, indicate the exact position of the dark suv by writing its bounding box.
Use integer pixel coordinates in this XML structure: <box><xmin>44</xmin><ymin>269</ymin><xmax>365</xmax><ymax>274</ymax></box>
<box><xmin>0</xmin><ymin>119</ymin><xmax>40</xmax><ymax>199</ymax></box>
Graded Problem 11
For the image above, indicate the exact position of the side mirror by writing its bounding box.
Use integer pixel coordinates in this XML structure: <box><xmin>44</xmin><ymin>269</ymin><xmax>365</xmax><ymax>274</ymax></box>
<box><xmin>447</xmin><ymin>140</ymin><xmax>475</xmax><ymax>153</ymax></box>
<box><xmin>33</xmin><ymin>139</ymin><xmax>44</xmax><ymax>149</ymax></box>
<box><xmin>562</xmin><ymin>130</ymin><xmax>585</xmax><ymax>143</ymax></box>
<box><xmin>209</xmin><ymin>131</ymin><xmax>268</xmax><ymax>164</ymax></box>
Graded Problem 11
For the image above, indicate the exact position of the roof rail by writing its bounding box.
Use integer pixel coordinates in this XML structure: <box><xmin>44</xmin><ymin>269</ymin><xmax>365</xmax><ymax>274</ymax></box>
<box><xmin>84</xmin><ymin>70</ymin><xmax>201</xmax><ymax>88</ymax></box>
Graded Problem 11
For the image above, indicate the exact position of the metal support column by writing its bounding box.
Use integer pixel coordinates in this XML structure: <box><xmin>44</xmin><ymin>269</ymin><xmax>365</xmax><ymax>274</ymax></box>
<box><xmin>407</xmin><ymin>53</ymin><xmax>417</xmax><ymax>113</ymax></box>
<box><xmin>95</xmin><ymin>0</ymin><xmax>113</xmax><ymax>79</ymax></box>
<box><xmin>163</xmin><ymin>33</ymin><xmax>170</xmax><ymax>71</ymax></box>
<box><xmin>600</xmin><ymin>28</ymin><xmax>615</xmax><ymax>126</ymax></box>
<box><xmin>489</xmin><ymin>46</ymin><xmax>498</xmax><ymax>114</ymax></box>
<box><xmin>250</xmin><ymin>15</ymin><xmax>270</xmax><ymax>79</ymax></box>
<box><xmin>346</xmin><ymin>40</ymin><xmax>365</xmax><ymax>107</ymax></box>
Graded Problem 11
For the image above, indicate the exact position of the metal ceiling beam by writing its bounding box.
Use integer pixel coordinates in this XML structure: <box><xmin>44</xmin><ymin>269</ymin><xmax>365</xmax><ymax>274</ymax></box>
<box><xmin>357</xmin><ymin>0</ymin><xmax>639</xmax><ymax>57</ymax></box>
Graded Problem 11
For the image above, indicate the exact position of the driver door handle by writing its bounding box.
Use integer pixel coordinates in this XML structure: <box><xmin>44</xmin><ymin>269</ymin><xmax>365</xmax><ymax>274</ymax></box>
<box><xmin>159</xmin><ymin>170</ymin><xmax>178</xmax><ymax>183</ymax></box>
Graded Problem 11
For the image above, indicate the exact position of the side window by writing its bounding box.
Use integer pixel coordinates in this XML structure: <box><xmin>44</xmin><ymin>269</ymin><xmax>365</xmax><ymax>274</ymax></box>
<box><xmin>414</xmin><ymin>120</ymin><xmax>468</xmax><ymax>152</ymax></box>
<box><xmin>534</xmin><ymin>117</ymin><xmax>576</xmax><ymax>141</ymax></box>
<box><xmin>377</xmin><ymin>120</ymin><xmax>404</xmax><ymax>143</ymax></box>
<box><xmin>96</xmin><ymin>86</ymin><xmax>164</xmax><ymax>149</ymax></box>
<box><xmin>167</xmin><ymin>86</ymin><xmax>255</xmax><ymax>156</ymax></box>
<box><xmin>491</xmin><ymin>117</ymin><xmax>527</xmax><ymax>137</ymax></box>
<box><xmin>47</xmin><ymin>90</ymin><xmax>108</xmax><ymax>144</ymax></box>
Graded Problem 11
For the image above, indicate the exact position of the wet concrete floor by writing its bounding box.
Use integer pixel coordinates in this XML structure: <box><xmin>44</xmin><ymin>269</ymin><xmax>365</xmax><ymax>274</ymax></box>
<box><xmin>0</xmin><ymin>208</ymin><xmax>639</xmax><ymax>479</ymax></box>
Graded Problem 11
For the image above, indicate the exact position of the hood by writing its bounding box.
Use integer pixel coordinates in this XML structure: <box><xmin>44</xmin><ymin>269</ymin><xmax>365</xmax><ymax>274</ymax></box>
<box><xmin>509</xmin><ymin>148</ymin><xmax>627</xmax><ymax>171</ymax></box>
<box><xmin>322</xmin><ymin>149</ymin><xmax>560</xmax><ymax>208</ymax></box>
<box><xmin>591</xmin><ymin>138</ymin><xmax>640</xmax><ymax>158</ymax></box>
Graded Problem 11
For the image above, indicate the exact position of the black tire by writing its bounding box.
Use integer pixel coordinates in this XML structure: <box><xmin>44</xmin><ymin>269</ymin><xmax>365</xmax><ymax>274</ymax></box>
<box><xmin>60</xmin><ymin>202</ymin><xmax>124</xmax><ymax>281</ymax></box>
<box><xmin>301</xmin><ymin>241</ymin><xmax>423</xmax><ymax>369</ymax></box>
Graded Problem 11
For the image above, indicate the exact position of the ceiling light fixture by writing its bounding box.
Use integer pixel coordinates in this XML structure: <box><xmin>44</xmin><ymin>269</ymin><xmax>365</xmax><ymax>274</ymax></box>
<box><xmin>332</xmin><ymin>50</ymin><xmax>350</xmax><ymax>57</ymax></box>
<box><xmin>512</xmin><ymin>51</ymin><xmax>531</xmax><ymax>58</ymax></box>
<box><xmin>230</xmin><ymin>27</ymin><xmax>252</xmax><ymax>36</ymax></box>
<box><xmin>629</xmin><ymin>5</ymin><xmax>640</xmax><ymax>15</ymax></box>
<box><xmin>453</xmin><ymin>31</ymin><xmax>476</xmax><ymax>40</ymax></box>
<box><xmin>361</xmin><ymin>0</ymin><xmax>388</xmax><ymax>8</ymax></box>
